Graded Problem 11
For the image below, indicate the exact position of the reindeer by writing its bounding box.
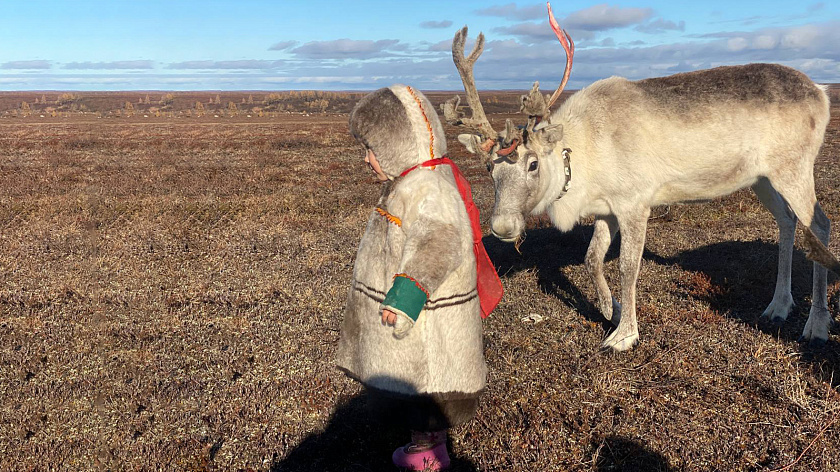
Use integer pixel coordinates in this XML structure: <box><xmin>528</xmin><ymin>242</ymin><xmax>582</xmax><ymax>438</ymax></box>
<box><xmin>446</xmin><ymin>2</ymin><xmax>839</xmax><ymax>351</ymax></box>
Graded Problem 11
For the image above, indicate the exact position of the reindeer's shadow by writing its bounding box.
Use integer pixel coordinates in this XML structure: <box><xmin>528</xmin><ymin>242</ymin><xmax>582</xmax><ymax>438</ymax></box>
<box><xmin>483</xmin><ymin>225</ymin><xmax>609</xmax><ymax>323</ymax></box>
<box><xmin>648</xmin><ymin>238</ymin><xmax>840</xmax><ymax>380</ymax></box>
<box><xmin>484</xmin><ymin>226</ymin><xmax>840</xmax><ymax>382</ymax></box>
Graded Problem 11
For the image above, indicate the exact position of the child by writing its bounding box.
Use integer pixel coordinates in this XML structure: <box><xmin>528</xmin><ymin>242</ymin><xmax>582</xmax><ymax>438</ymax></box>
<box><xmin>336</xmin><ymin>84</ymin><xmax>503</xmax><ymax>470</ymax></box>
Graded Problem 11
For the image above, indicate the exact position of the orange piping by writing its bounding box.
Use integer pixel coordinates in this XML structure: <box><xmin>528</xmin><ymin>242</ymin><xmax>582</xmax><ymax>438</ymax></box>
<box><xmin>405</xmin><ymin>85</ymin><xmax>435</xmax><ymax>159</ymax></box>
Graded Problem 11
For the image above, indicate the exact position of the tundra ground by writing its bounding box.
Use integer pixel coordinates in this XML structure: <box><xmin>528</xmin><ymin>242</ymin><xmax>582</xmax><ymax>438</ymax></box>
<box><xmin>1</xmin><ymin>92</ymin><xmax>839</xmax><ymax>471</ymax></box>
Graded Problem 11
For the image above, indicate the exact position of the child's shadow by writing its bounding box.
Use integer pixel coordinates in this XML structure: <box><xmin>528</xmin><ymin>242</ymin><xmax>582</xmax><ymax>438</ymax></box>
<box><xmin>272</xmin><ymin>386</ymin><xmax>479</xmax><ymax>472</ymax></box>
<box><xmin>591</xmin><ymin>435</ymin><xmax>674</xmax><ymax>471</ymax></box>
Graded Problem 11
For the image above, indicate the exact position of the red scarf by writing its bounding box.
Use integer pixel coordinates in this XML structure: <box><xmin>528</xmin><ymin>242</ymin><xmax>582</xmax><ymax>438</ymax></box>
<box><xmin>401</xmin><ymin>157</ymin><xmax>503</xmax><ymax>318</ymax></box>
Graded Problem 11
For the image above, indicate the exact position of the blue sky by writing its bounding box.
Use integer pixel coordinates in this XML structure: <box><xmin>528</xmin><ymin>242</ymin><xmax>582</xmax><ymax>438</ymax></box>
<box><xmin>1</xmin><ymin>0</ymin><xmax>838</xmax><ymax>91</ymax></box>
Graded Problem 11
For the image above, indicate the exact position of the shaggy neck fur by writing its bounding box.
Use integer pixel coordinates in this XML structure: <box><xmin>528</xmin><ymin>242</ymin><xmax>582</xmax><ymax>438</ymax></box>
<box><xmin>534</xmin><ymin>98</ymin><xmax>600</xmax><ymax>232</ymax></box>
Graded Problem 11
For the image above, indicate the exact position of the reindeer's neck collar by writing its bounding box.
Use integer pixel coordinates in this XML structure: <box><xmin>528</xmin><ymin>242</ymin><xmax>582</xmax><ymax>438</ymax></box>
<box><xmin>556</xmin><ymin>147</ymin><xmax>572</xmax><ymax>199</ymax></box>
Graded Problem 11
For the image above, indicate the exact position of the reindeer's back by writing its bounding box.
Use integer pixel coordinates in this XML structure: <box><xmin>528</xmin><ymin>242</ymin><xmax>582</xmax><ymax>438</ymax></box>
<box><xmin>563</xmin><ymin>63</ymin><xmax>829</xmax><ymax>134</ymax></box>
<box><xmin>635</xmin><ymin>63</ymin><xmax>825</xmax><ymax>109</ymax></box>
<box><xmin>558</xmin><ymin>64</ymin><xmax>830</xmax><ymax>205</ymax></box>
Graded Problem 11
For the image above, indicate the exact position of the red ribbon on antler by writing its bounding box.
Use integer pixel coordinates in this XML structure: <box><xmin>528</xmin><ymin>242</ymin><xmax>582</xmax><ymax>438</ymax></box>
<box><xmin>496</xmin><ymin>139</ymin><xmax>519</xmax><ymax>157</ymax></box>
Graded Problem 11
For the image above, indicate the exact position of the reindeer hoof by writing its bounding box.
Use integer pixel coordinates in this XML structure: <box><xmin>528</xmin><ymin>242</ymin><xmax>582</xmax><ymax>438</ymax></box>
<box><xmin>799</xmin><ymin>333</ymin><xmax>829</xmax><ymax>350</ymax></box>
<box><xmin>800</xmin><ymin>309</ymin><xmax>831</xmax><ymax>347</ymax></box>
<box><xmin>798</xmin><ymin>335</ymin><xmax>827</xmax><ymax>351</ymax></box>
<box><xmin>601</xmin><ymin>329</ymin><xmax>639</xmax><ymax>352</ymax></box>
<box><xmin>760</xmin><ymin>297</ymin><xmax>793</xmax><ymax>324</ymax></box>
<box><xmin>807</xmin><ymin>338</ymin><xmax>828</xmax><ymax>350</ymax></box>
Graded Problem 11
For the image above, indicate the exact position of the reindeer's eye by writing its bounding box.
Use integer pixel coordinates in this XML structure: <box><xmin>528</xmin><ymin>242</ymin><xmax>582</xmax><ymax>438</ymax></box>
<box><xmin>486</xmin><ymin>162</ymin><xmax>493</xmax><ymax>173</ymax></box>
<box><xmin>528</xmin><ymin>160</ymin><xmax>538</xmax><ymax>172</ymax></box>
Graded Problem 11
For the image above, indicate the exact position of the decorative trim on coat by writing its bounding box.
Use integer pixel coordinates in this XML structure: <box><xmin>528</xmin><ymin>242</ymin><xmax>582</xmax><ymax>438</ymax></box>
<box><xmin>374</xmin><ymin>207</ymin><xmax>402</xmax><ymax>227</ymax></box>
<box><xmin>353</xmin><ymin>280</ymin><xmax>478</xmax><ymax>311</ymax></box>
<box><xmin>383</xmin><ymin>274</ymin><xmax>429</xmax><ymax>322</ymax></box>
<box><xmin>404</xmin><ymin>85</ymin><xmax>436</xmax><ymax>159</ymax></box>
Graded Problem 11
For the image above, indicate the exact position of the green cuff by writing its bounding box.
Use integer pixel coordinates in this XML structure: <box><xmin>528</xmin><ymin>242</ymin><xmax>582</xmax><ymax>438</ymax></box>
<box><xmin>382</xmin><ymin>275</ymin><xmax>428</xmax><ymax>322</ymax></box>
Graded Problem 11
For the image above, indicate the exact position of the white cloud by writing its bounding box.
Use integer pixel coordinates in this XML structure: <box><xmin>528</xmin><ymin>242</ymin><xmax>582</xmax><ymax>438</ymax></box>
<box><xmin>4</xmin><ymin>17</ymin><xmax>839</xmax><ymax>92</ymax></box>
<box><xmin>441</xmin><ymin>20</ymin><xmax>840</xmax><ymax>88</ymax></box>
<box><xmin>2</xmin><ymin>60</ymin><xmax>51</xmax><ymax>70</ymax></box>
<box><xmin>490</xmin><ymin>3</ymin><xmax>657</xmax><ymax>45</ymax></box>
<box><xmin>635</xmin><ymin>18</ymin><xmax>686</xmax><ymax>34</ymax></box>
<box><xmin>493</xmin><ymin>21</ymin><xmax>556</xmax><ymax>42</ymax></box>
<box><xmin>268</xmin><ymin>41</ymin><xmax>298</xmax><ymax>51</ymax></box>
<box><xmin>493</xmin><ymin>21</ymin><xmax>596</xmax><ymax>43</ymax></box>
<box><xmin>291</xmin><ymin>39</ymin><xmax>401</xmax><ymax>60</ymax></box>
<box><xmin>564</xmin><ymin>4</ymin><xmax>654</xmax><ymax>31</ymax></box>
<box><xmin>727</xmin><ymin>37</ymin><xmax>749</xmax><ymax>52</ymax></box>
<box><xmin>808</xmin><ymin>3</ymin><xmax>825</xmax><ymax>13</ymax></box>
<box><xmin>780</xmin><ymin>25</ymin><xmax>821</xmax><ymax>49</ymax></box>
<box><xmin>64</xmin><ymin>61</ymin><xmax>155</xmax><ymax>70</ymax></box>
<box><xmin>420</xmin><ymin>20</ymin><xmax>453</xmax><ymax>29</ymax></box>
<box><xmin>475</xmin><ymin>3</ymin><xmax>545</xmax><ymax>21</ymax></box>
<box><xmin>167</xmin><ymin>60</ymin><xmax>282</xmax><ymax>70</ymax></box>
<box><xmin>753</xmin><ymin>35</ymin><xmax>777</xmax><ymax>50</ymax></box>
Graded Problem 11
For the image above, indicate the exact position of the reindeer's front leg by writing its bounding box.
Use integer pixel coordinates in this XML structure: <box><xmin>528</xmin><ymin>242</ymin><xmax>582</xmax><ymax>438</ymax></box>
<box><xmin>602</xmin><ymin>207</ymin><xmax>650</xmax><ymax>351</ymax></box>
<box><xmin>585</xmin><ymin>215</ymin><xmax>620</xmax><ymax>323</ymax></box>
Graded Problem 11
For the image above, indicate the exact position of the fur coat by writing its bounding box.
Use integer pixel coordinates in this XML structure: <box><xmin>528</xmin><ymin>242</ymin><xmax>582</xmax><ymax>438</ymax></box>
<box><xmin>336</xmin><ymin>85</ymin><xmax>486</xmax><ymax>426</ymax></box>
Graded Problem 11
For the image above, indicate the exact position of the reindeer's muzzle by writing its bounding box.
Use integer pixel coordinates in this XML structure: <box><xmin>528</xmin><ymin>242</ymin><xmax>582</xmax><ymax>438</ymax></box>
<box><xmin>490</xmin><ymin>212</ymin><xmax>525</xmax><ymax>243</ymax></box>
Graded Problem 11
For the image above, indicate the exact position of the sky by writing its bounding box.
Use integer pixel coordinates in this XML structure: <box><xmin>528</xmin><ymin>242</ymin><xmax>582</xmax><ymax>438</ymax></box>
<box><xmin>1</xmin><ymin>0</ymin><xmax>838</xmax><ymax>91</ymax></box>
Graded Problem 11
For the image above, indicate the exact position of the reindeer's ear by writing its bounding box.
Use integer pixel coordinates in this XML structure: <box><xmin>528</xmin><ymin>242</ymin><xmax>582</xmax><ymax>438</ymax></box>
<box><xmin>457</xmin><ymin>134</ymin><xmax>482</xmax><ymax>154</ymax></box>
<box><xmin>535</xmin><ymin>123</ymin><xmax>563</xmax><ymax>144</ymax></box>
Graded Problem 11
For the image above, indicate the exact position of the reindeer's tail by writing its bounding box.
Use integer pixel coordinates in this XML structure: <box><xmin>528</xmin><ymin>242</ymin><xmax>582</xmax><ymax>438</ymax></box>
<box><xmin>802</xmin><ymin>227</ymin><xmax>840</xmax><ymax>275</ymax></box>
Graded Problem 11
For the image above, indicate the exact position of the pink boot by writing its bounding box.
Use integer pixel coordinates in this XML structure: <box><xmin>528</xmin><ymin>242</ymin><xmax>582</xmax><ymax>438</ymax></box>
<box><xmin>392</xmin><ymin>430</ymin><xmax>450</xmax><ymax>471</ymax></box>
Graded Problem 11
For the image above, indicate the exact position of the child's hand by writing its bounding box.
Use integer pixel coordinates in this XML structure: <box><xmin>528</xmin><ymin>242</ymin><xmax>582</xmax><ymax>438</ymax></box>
<box><xmin>381</xmin><ymin>309</ymin><xmax>397</xmax><ymax>326</ymax></box>
<box><xmin>382</xmin><ymin>308</ymin><xmax>414</xmax><ymax>338</ymax></box>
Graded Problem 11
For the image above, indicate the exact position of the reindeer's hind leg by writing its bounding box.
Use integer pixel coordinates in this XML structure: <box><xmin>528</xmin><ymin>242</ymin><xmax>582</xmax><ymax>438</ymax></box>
<box><xmin>767</xmin><ymin>174</ymin><xmax>833</xmax><ymax>346</ymax></box>
<box><xmin>752</xmin><ymin>178</ymin><xmax>796</xmax><ymax>324</ymax></box>
<box><xmin>585</xmin><ymin>215</ymin><xmax>620</xmax><ymax>324</ymax></box>
<box><xmin>800</xmin><ymin>202</ymin><xmax>833</xmax><ymax>346</ymax></box>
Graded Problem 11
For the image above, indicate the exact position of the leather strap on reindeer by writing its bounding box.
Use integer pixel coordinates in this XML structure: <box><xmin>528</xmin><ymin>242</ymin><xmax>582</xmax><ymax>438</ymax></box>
<box><xmin>401</xmin><ymin>157</ymin><xmax>504</xmax><ymax>318</ymax></box>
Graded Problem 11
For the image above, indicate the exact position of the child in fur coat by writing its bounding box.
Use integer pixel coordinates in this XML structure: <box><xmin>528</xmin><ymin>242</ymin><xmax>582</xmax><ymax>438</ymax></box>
<box><xmin>336</xmin><ymin>85</ymin><xmax>503</xmax><ymax>470</ymax></box>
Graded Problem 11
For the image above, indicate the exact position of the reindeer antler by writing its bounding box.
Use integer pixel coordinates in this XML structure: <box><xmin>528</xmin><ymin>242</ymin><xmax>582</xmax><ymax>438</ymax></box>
<box><xmin>450</xmin><ymin>5</ymin><xmax>573</xmax><ymax>156</ymax></box>
<box><xmin>451</xmin><ymin>26</ymin><xmax>498</xmax><ymax>142</ymax></box>
<box><xmin>520</xmin><ymin>81</ymin><xmax>551</xmax><ymax>118</ymax></box>
<box><xmin>546</xmin><ymin>1</ymin><xmax>575</xmax><ymax>110</ymax></box>
<box><xmin>440</xmin><ymin>95</ymin><xmax>464</xmax><ymax>125</ymax></box>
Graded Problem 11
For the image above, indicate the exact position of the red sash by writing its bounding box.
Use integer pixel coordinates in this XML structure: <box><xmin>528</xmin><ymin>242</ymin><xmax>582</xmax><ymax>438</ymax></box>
<box><xmin>401</xmin><ymin>157</ymin><xmax>503</xmax><ymax>318</ymax></box>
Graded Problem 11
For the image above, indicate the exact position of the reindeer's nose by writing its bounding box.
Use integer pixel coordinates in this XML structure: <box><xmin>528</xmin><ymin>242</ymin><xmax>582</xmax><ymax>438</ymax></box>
<box><xmin>490</xmin><ymin>213</ymin><xmax>524</xmax><ymax>242</ymax></box>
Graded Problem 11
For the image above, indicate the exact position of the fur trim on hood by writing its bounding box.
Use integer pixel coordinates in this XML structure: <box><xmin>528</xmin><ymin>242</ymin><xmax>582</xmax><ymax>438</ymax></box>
<box><xmin>349</xmin><ymin>85</ymin><xmax>447</xmax><ymax>178</ymax></box>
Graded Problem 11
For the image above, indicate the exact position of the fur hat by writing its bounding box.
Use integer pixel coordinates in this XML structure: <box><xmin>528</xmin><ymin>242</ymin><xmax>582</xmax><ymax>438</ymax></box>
<box><xmin>349</xmin><ymin>85</ymin><xmax>447</xmax><ymax>177</ymax></box>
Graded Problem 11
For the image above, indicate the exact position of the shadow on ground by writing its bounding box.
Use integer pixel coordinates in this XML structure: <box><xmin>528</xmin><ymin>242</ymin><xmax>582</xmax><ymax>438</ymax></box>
<box><xmin>484</xmin><ymin>228</ymin><xmax>840</xmax><ymax>384</ymax></box>
<box><xmin>483</xmin><ymin>225</ymin><xmax>606</xmax><ymax>323</ymax></box>
<box><xmin>653</xmin><ymin>239</ymin><xmax>840</xmax><ymax>385</ymax></box>
<box><xmin>273</xmin><ymin>390</ymin><xmax>479</xmax><ymax>472</ymax></box>
<box><xmin>591</xmin><ymin>435</ymin><xmax>674</xmax><ymax>472</ymax></box>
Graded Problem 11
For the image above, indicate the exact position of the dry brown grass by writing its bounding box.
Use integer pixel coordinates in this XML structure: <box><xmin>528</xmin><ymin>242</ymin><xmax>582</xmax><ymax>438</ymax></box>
<box><xmin>0</xmin><ymin>91</ymin><xmax>367</xmax><ymax>118</ymax></box>
<box><xmin>1</xmin><ymin>94</ymin><xmax>839</xmax><ymax>471</ymax></box>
